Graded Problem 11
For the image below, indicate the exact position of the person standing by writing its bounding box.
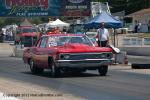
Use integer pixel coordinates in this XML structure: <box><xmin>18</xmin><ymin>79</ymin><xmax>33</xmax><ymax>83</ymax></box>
<box><xmin>97</xmin><ymin>22</ymin><xmax>109</xmax><ymax>47</ymax></box>
<box><xmin>0</xmin><ymin>30</ymin><xmax>4</xmax><ymax>43</ymax></box>
<box><xmin>137</xmin><ymin>22</ymin><xmax>141</xmax><ymax>33</ymax></box>
<box><xmin>54</xmin><ymin>27</ymin><xmax>61</xmax><ymax>34</ymax></box>
<box><xmin>134</xmin><ymin>20</ymin><xmax>138</xmax><ymax>33</ymax></box>
<box><xmin>63</xmin><ymin>26</ymin><xmax>67</xmax><ymax>34</ymax></box>
<box><xmin>147</xmin><ymin>20</ymin><xmax>150</xmax><ymax>33</ymax></box>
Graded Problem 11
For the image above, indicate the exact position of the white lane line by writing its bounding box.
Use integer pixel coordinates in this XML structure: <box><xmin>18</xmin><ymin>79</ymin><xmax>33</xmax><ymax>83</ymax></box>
<box><xmin>0</xmin><ymin>92</ymin><xmax>19</xmax><ymax>100</ymax></box>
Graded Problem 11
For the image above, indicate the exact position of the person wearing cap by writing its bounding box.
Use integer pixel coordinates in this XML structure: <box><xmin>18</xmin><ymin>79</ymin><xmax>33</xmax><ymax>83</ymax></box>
<box><xmin>96</xmin><ymin>22</ymin><xmax>109</xmax><ymax>47</ymax></box>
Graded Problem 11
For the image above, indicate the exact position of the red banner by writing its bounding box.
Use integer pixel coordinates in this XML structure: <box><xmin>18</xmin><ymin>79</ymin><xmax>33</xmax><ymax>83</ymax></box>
<box><xmin>5</xmin><ymin>0</ymin><xmax>48</xmax><ymax>10</ymax></box>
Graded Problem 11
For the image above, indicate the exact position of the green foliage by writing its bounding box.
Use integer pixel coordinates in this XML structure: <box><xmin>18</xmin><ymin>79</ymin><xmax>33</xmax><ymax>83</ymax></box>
<box><xmin>126</xmin><ymin>0</ymin><xmax>150</xmax><ymax>14</ymax></box>
<box><xmin>30</xmin><ymin>17</ymin><xmax>43</xmax><ymax>25</ymax></box>
<box><xmin>92</xmin><ymin>0</ymin><xmax>150</xmax><ymax>14</ymax></box>
<box><xmin>0</xmin><ymin>17</ymin><xmax>22</xmax><ymax>28</ymax></box>
<box><xmin>0</xmin><ymin>17</ymin><xmax>49</xmax><ymax>27</ymax></box>
<box><xmin>0</xmin><ymin>18</ymin><xmax>5</xmax><ymax>28</ymax></box>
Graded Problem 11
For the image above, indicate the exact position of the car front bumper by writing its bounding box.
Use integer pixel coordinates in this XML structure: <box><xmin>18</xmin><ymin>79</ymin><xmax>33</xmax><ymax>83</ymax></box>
<box><xmin>55</xmin><ymin>58</ymin><xmax>114</xmax><ymax>68</ymax></box>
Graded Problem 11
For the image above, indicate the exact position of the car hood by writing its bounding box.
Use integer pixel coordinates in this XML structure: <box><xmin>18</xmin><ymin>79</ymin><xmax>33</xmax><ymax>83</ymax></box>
<box><xmin>56</xmin><ymin>43</ymin><xmax>112</xmax><ymax>53</ymax></box>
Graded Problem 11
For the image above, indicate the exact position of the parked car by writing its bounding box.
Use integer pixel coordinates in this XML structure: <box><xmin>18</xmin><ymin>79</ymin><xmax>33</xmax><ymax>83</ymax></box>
<box><xmin>15</xmin><ymin>26</ymin><xmax>40</xmax><ymax>46</ymax></box>
<box><xmin>23</xmin><ymin>34</ymin><xmax>113</xmax><ymax>77</ymax></box>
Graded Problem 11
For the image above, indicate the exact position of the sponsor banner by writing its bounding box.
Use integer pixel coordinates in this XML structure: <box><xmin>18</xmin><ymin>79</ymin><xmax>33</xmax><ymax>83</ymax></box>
<box><xmin>0</xmin><ymin>0</ymin><xmax>91</xmax><ymax>17</ymax></box>
<box><xmin>62</xmin><ymin>0</ymin><xmax>91</xmax><ymax>17</ymax></box>
<box><xmin>0</xmin><ymin>0</ymin><xmax>61</xmax><ymax>17</ymax></box>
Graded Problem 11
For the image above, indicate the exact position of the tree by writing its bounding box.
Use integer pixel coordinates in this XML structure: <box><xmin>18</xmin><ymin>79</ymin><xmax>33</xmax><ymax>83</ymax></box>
<box><xmin>92</xmin><ymin>0</ymin><xmax>127</xmax><ymax>13</ymax></box>
<box><xmin>91</xmin><ymin>0</ymin><xmax>150</xmax><ymax>14</ymax></box>
<box><xmin>31</xmin><ymin>18</ymin><xmax>43</xmax><ymax>25</ymax></box>
<box><xmin>126</xmin><ymin>0</ymin><xmax>150</xmax><ymax>14</ymax></box>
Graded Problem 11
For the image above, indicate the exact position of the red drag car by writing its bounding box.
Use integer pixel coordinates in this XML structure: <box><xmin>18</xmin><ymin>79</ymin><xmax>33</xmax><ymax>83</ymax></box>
<box><xmin>23</xmin><ymin>34</ymin><xmax>113</xmax><ymax>77</ymax></box>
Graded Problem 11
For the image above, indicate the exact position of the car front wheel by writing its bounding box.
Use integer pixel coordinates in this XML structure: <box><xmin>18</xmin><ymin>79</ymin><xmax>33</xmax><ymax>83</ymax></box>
<box><xmin>98</xmin><ymin>65</ymin><xmax>108</xmax><ymax>76</ymax></box>
<box><xmin>51</xmin><ymin>61</ymin><xmax>61</xmax><ymax>77</ymax></box>
<box><xmin>29</xmin><ymin>59</ymin><xmax>44</xmax><ymax>74</ymax></box>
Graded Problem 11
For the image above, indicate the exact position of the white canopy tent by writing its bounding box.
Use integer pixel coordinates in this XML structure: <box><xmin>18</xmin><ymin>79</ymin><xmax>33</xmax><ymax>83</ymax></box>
<box><xmin>45</xmin><ymin>19</ymin><xmax>70</xmax><ymax>31</ymax></box>
<box><xmin>49</xmin><ymin>19</ymin><xmax>70</xmax><ymax>27</ymax></box>
<box><xmin>45</xmin><ymin>21</ymin><xmax>54</xmax><ymax>30</ymax></box>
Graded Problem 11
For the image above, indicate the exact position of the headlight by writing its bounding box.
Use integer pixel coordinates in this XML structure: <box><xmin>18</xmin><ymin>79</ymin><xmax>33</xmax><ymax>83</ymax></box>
<box><xmin>60</xmin><ymin>54</ymin><xmax>70</xmax><ymax>59</ymax></box>
<box><xmin>106</xmin><ymin>53</ymin><xmax>113</xmax><ymax>58</ymax></box>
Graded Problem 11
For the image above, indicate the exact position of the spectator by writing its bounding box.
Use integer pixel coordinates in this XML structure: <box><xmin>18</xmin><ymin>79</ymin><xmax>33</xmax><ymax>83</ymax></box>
<box><xmin>134</xmin><ymin>20</ymin><xmax>138</xmax><ymax>33</ymax></box>
<box><xmin>0</xmin><ymin>30</ymin><xmax>4</xmax><ymax>43</ymax></box>
<box><xmin>54</xmin><ymin>27</ymin><xmax>61</xmax><ymax>34</ymax></box>
<box><xmin>96</xmin><ymin>22</ymin><xmax>109</xmax><ymax>47</ymax></box>
<box><xmin>147</xmin><ymin>20</ymin><xmax>150</xmax><ymax>33</ymax></box>
<box><xmin>137</xmin><ymin>22</ymin><xmax>141</xmax><ymax>33</ymax></box>
<box><xmin>63</xmin><ymin>26</ymin><xmax>67</xmax><ymax>34</ymax></box>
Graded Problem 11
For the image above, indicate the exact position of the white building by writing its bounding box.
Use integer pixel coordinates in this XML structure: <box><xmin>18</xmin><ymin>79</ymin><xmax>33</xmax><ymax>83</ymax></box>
<box><xmin>126</xmin><ymin>8</ymin><xmax>150</xmax><ymax>33</ymax></box>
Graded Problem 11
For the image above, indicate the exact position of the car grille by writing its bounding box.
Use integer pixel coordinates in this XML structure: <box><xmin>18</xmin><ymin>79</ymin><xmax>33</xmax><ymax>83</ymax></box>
<box><xmin>59</xmin><ymin>53</ymin><xmax>112</xmax><ymax>60</ymax></box>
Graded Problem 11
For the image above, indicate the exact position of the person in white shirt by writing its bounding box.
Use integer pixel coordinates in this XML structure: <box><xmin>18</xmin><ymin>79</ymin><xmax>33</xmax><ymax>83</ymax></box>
<box><xmin>97</xmin><ymin>22</ymin><xmax>109</xmax><ymax>47</ymax></box>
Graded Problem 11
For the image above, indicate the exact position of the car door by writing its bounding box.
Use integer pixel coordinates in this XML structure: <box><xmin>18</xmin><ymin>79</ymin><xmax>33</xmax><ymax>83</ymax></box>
<box><xmin>33</xmin><ymin>36</ymin><xmax>49</xmax><ymax>68</ymax></box>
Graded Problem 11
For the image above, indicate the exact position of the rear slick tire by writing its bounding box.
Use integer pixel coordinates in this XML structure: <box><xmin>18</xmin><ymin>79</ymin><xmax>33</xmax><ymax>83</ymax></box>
<box><xmin>29</xmin><ymin>59</ymin><xmax>44</xmax><ymax>74</ymax></box>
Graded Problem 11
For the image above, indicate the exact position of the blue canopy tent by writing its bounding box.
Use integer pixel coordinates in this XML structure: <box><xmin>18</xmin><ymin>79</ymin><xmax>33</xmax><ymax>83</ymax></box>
<box><xmin>84</xmin><ymin>11</ymin><xmax>123</xmax><ymax>47</ymax></box>
<box><xmin>84</xmin><ymin>11</ymin><xmax>123</xmax><ymax>29</ymax></box>
<box><xmin>84</xmin><ymin>11</ymin><xmax>123</xmax><ymax>64</ymax></box>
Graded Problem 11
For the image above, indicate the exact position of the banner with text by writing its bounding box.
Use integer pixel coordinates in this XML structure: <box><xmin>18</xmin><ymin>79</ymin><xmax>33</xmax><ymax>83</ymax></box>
<box><xmin>0</xmin><ymin>0</ymin><xmax>91</xmax><ymax>17</ymax></box>
<box><xmin>62</xmin><ymin>0</ymin><xmax>91</xmax><ymax>17</ymax></box>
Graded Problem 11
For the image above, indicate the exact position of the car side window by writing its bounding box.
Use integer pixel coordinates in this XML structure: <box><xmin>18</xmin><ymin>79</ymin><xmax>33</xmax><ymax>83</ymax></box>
<box><xmin>39</xmin><ymin>37</ymin><xmax>47</xmax><ymax>48</ymax></box>
<box><xmin>69</xmin><ymin>37</ymin><xmax>83</xmax><ymax>44</ymax></box>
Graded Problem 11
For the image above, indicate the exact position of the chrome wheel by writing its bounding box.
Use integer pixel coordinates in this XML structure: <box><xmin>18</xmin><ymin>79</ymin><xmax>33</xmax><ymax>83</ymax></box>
<box><xmin>30</xmin><ymin>59</ymin><xmax>34</xmax><ymax>71</ymax></box>
<box><xmin>51</xmin><ymin>61</ymin><xmax>60</xmax><ymax>77</ymax></box>
<box><xmin>29</xmin><ymin>59</ymin><xmax>44</xmax><ymax>74</ymax></box>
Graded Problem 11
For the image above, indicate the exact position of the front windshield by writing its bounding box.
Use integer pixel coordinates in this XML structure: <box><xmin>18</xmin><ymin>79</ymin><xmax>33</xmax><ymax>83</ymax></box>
<box><xmin>22</xmin><ymin>28</ymin><xmax>37</xmax><ymax>33</ymax></box>
<box><xmin>48</xmin><ymin>36</ymin><xmax>93</xmax><ymax>47</ymax></box>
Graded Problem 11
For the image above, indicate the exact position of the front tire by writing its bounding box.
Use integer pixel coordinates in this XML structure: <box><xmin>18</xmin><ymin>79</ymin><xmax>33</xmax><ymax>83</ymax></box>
<box><xmin>98</xmin><ymin>65</ymin><xmax>108</xmax><ymax>76</ymax></box>
<box><xmin>51</xmin><ymin>60</ymin><xmax>61</xmax><ymax>77</ymax></box>
<box><xmin>29</xmin><ymin>59</ymin><xmax>44</xmax><ymax>74</ymax></box>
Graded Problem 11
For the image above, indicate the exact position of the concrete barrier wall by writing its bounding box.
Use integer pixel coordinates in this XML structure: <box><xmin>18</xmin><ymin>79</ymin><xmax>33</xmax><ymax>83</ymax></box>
<box><xmin>0</xmin><ymin>43</ymin><xmax>23</xmax><ymax>57</ymax></box>
<box><xmin>117</xmin><ymin>34</ymin><xmax>150</xmax><ymax>56</ymax></box>
<box><xmin>0</xmin><ymin>43</ymin><xmax>15</xmax><ymax>57</ymax></box>
<box><xmin>14</xmin><ymin>48</ymin><xmax>23</xmax><ymax>58</ymax></box>
<box><xmin>119</xmin><ymin>47</ymin><xmax>150</xmax><ymax>56</ymax></box>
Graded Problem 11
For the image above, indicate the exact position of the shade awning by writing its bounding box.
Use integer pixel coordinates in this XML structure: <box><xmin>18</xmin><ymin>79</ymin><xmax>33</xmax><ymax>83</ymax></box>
<box><xmin>84</xmin><ymin>11</ymin><xmax>123</xmax><ymax>29</ymax></box>
<box><xmin>49</xmin><ymin>19</ymin><xmax>70</xmax><ymax>27</ymax></box>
